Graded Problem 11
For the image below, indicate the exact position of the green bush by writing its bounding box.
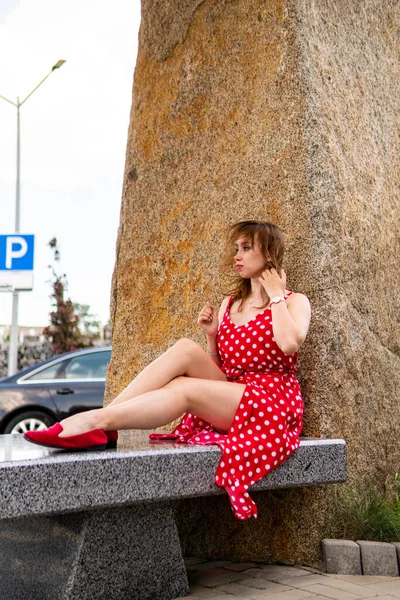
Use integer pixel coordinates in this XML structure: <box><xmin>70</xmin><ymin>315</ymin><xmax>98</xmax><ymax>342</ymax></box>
<box><xmin>336</xmin><ymin>474</ymin><xmax>400</xmax><ymax>542</ymax></box>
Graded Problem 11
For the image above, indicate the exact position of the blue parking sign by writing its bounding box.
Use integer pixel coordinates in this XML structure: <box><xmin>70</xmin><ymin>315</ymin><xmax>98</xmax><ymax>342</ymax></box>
<box><xmin>0</xmin><ymin>235</ymin><xmax>35</xmax><ymax>270</ymax></box>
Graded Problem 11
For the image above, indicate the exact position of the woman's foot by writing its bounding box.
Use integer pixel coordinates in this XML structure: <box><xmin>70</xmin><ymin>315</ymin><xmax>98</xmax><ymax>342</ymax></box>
<box><xmin>105</xmin><ymin>430</ymin><xmax>118</xmax><ymax>449</ymax></box>
<box><xmin>23</xmin><ymin>422</ymin><xmax>108</xmax><ymax>450</ymax></box>
<box><xmin>57</xmin><ymin>410</ymin><xmax>102</xmax><ymax>438</ymax></box>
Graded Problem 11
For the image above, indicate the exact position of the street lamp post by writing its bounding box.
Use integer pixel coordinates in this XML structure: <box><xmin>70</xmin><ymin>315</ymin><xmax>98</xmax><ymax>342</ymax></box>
<box><xmin>0</xmin><ymin>59</ymin><xmax>66</xmax><ymax>376</ymax></box>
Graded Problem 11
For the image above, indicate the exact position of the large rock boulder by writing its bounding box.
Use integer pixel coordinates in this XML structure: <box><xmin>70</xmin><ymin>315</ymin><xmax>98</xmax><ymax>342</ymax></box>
<box><xmin>106</xmin><ymin>0</ymin><xmax>400</xmax><ymax>564</ymax></box>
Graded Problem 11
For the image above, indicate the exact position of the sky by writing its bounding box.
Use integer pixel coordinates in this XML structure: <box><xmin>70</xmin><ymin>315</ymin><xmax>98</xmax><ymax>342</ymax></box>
<box><xmin>0</xmin><ymin>0</ymin><xmax>140</xmax><ymax>328</ymax></box>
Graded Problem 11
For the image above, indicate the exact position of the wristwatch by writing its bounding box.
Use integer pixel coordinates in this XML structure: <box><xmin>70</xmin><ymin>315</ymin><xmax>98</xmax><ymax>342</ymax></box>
<box><xmin>270</xmin><ymin>296</ymin><xmax>286</xmax><ymax>305</ymax></box>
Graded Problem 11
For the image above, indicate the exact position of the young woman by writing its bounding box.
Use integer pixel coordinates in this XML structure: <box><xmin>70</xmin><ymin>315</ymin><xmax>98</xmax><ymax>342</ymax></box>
<box><xmin>24</xmin><ymin>220</ymin><xmax>311</xmax><ymax>520</ymax></box>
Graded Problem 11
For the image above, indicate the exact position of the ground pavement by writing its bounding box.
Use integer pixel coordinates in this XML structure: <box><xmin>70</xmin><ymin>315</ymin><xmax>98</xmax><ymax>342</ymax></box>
<box><xmin>174</xmin><ymin>559</ymin><xmax>400</xmax><ymax>600</ymax></box>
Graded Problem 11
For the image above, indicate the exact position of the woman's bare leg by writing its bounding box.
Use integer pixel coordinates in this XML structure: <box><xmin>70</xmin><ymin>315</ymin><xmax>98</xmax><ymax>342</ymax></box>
<box><xmin>109</xmin><ymin>338</ymin><xmax>226</xmax><ymax>407</ymax></box>
<box><xmin>59</xmin><ymin>377</ymin><xmax>246</xmax><ymax>436</ymax></box>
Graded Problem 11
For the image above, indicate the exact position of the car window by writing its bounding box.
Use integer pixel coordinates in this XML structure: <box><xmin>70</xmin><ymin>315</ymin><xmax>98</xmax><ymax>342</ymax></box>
<box><xmin>64</xmin><ymin>352</ymin><xmax>111</xmax><ymax>380</ymax></box>
<box><xmin>25</xmin><ymin>360</ymin><xmax>67</xmax><ymax>381</ymax></box>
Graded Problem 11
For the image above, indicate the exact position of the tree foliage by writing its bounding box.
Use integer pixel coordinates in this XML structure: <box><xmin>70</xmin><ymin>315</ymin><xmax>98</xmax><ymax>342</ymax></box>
<box><xmin>42</xmin><ymin>238</ymin><xmax>93</xmax><ymax>354</ymax></box>
<box><xmin>73</xmin><ymin>303</ymin><xmax>101</xmax><ymax>343</ymax></box>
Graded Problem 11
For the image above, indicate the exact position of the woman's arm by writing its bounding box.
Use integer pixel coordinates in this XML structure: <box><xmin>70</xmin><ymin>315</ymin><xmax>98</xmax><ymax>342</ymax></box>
<box><xmin>258</xmin><ymin>268</ymin><xmax>311</xmax><ymax>355</ymax></box>
<box><xmin>270</xmin><ymin>293</ymin><xmax>311</xmax><ymax>355</ymax></box>
<box><xmin>197</xmin><ymin>297</ymin><xmax>230</xmax><ymax>366</ymax></box>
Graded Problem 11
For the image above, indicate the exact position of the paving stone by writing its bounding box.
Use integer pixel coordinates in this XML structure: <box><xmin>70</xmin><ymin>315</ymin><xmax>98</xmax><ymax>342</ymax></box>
<box><xmin>224</xmin><ymin>562</ymin><xmax>259</xmax><ymax>571</ymax></box>
<box><xmin>200</xmin><ymin>596</ymin><xmax>248</xmax><ymax>600</ymax></box>
<box><xmin>300</xmin><ymin>583</ymin><xmax>363</xmax><ymax>600</ymax></box>
<box><xmin>282</xmin><ymin>573</ymin><xmax>379</xmax><ymax>596</ymax></box>
<box><xmin>191</xmin><ymin>560</ymin><xmax>233</xmax><ymax>570</ymax></box>
<box><xmin>259</xmin><ymin>566</ymin><xmax>313</xmax><ymax>579</ymax></box>
<box><xmin>278</xmin><ymin>574</ymin><xmax>333</xmax><ymax>588</ymax></box>
<box><xmin>218</xmin><ymin>581</ymin><xmax>282</xmax><ymax>598</ymax></box>
<box><xmin>299</xmin><ymin>566</ymin><xmax>327</xmax><ymax>575</ymax></box>
<box><xmin>188</xmin><ymin>567</ymin><xmax>229</xmax><ymax>580</ymax></box>
<box><xmin>236</xmin><ymin>576</ymin><xmax>295</xmax><ymax>592</ymax></box>
<box><xmin>332</xmin><ymin>574</ymin><xmax>397</xmax><ymax>584</ymax></box>
<box><xmin>307</xmin><ymin>577</ymin><xmax>378</xmax><ymax>597</ymax></box>
<box><xmin>247</xmin><ymin>589</ymin><xmax>318</xmax><ymax>599</ymax></box>
<box><xmin>245</xmin><ymin>566</ymin><xmax>312</xmax><ymax>581</ymax></box>
<box><xmin>357</xmin><ymin>541</ymin><xmax>399</xmax><ymax>577</ymax></box>
<box><xmin>180</xmin><ymin>561</ymin><xmax>400</xmax><ymax>599</ymax></box>
<box><xmin>189</xmin><ymin>568</ymin><xmax>244</xmax><ymax>587</ymax></box>
<box><xmin>322</xmin><ymin>539</ymin><xmax>362</xmax><ymax>575</ymax></box>
<box><xmin>187</xmin><ymin>583</ymin><xmax>226</xmax><ymax>597</ymax></box>
<box><xmin>364</xmin><ymin>580</ymin><xmax>400</xmax><ymax>596</ymax></box>
<box><xmin>244</xmin><ymin>568</ymin><xmax>276</xmax><ymax>578</ymax></box>
<box><xmin>174</xmin><ymin>595</ymin><xmax>234</xmax><ymax>600</ymax></box>
<box><xmin>184</xmin><ymin>557</ymin><xmax>209</xmax><ymax>567</ymax></box>
<box><xmin>172</xmin><ymin>596</ymin><xmax>218</xmax><ymax>600</ymax></box>
<box><xmin>215</xmin><ymin>597</ymin><xmax>251</xmax><ymax>600</ymax></box>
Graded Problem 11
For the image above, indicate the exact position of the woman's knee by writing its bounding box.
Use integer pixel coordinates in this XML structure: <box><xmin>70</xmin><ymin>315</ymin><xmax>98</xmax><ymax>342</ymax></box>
<box><xmin>166</xmin><ymin>378</ymin><xmax>200</xmax><ymax>414</ymax></box>
<box><xmin>164</xmin><ymin>375</ymin><xmax>187</xmax><ymax>390</ymax></box>
<box><xmin>173</xmin><ymin>338</ymin><xmax>204</xmax><ymax>357</ymax></box>
<box><xmin>163</xmin><ymin>378</ymin><xmax>190</xmax><ymax>409</ymax></box>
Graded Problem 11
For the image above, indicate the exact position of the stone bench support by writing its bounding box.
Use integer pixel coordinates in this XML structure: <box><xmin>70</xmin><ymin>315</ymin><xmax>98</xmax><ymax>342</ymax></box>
<box><xmin>0</xmin><ymin>435</ymin><xmax>346</xmax><ymax>599</ymax></box>
<box><xmin>1</xmin><ymin>504</ymin><xmax>186</xmax><ymax>600</ymax></box>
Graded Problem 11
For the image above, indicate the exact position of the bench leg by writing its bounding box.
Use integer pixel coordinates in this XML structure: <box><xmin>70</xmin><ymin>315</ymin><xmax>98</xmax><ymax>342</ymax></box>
<box><xmin>0</xmin><ymin>503</ymin><xmax>189</xmax><ymax>600</ymax></box>
<box><xmin>66</xmin><ymin>503</ymin><xmax>189</xmax><ymax>599</ymax></box>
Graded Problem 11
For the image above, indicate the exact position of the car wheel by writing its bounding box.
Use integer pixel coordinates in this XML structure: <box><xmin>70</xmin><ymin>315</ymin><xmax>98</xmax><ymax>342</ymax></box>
<box><xmin>4</xmin><ymin>411</ymin><xmax>57</xmax><ymax>434</ymax></box>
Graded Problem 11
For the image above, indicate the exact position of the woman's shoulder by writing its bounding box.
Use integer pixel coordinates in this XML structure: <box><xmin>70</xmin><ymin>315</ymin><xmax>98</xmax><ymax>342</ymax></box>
<box><xmin>218</xmin><ymin>296</ymin><xmax>232</xmax><ymax>324</ymax></box>
<box><xmin>286</xmin><ymin>291</ymin><xmax>311</xmax><ymax>308</ymax></box>
<box><xmin>219</xmin><ymin>296</ymin><xmax>232</xmax><ymax>312</ymax></box>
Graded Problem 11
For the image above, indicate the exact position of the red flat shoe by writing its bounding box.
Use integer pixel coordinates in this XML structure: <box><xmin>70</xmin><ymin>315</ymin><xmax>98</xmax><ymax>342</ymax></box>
<box><xmin>23</xmin><ymin>423</ymin><xmax>108</xmax><ymax>451</ymax></box>
<box><xmin>105</xmin><ymin>430</ymin><xmax>118</xmax><ymax>448</ymax></box>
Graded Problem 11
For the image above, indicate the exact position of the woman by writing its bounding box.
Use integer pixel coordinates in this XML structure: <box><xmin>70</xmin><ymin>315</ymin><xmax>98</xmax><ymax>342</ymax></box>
<box><xmin>24</xmin><ymin>220</ymin><xmax>311</xmax><ymax>520</ymax></box>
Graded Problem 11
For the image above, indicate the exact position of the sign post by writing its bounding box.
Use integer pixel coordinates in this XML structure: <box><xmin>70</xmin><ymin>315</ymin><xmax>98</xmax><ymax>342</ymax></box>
<box><xmin>0</xmin><ymin>235</ymin><xmax>35</xmax><ymax>375</ymax></box>
<box><xmin>1</xmin><ymin>60</ymin><xmax>65</xmax><ymax>377</ymax></box>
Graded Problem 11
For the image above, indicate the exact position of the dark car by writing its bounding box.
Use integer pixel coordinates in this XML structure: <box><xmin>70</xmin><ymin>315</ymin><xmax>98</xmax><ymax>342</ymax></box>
<box><xmin>0</xmin><ymin>346</ymin><xmax>112</xmax><ymax>434</ymax></box>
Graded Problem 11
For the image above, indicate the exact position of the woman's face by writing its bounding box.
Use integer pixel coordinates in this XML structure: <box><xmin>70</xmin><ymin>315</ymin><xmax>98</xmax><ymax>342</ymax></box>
<box><xmin>233</xmin><ymin>236</ymin><xmax>267</xmax><ymax>278</ymax></box>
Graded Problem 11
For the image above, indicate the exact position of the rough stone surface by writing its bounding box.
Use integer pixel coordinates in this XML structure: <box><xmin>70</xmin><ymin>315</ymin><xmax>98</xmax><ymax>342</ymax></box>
<box><xmin>66</xmin><ymin>505</ymin><xmax>188</xmax><ymax>600</ymax></box>
<box><xmin>107</xmin><ymin>0</ymin><xmax>400</xmax><ymax>564</ymax></box>
<box><xmin>0</xmin><ymin>506</ymin><xmax>188</xmax><ymax>600</ymax></box>
<box><xmin>0</xmin><ymin>434</ymin><xmax>345</xmax><ymax>599</ymax></box>
<box><xmin>0</xmin><ymin>434</ymin><xmax>345</xmax><ymax>519</ymax></box>
<box><xmin>321</xmin><ymin>539</ymin><xmax>361</xmax><ymax>575</ymax></box>
<box><xmin>357</xmin><ymin>541</ymin><xmax>399</xmax><ymax>577</ymax></box>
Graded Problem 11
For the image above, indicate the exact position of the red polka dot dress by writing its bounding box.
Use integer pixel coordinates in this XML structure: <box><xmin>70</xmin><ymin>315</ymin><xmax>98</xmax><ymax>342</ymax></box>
<box><xmin>149</xmin><ymin>291</ymin><xmax>304</xmax><ymax>520</ymax></box>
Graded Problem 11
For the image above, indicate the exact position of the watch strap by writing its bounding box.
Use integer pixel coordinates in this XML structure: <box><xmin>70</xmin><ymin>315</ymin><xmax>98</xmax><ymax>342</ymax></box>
<box><xmin>270</xmin><ymin>296</ymin><xmax>286</xmax><ymax>304</ymax></box>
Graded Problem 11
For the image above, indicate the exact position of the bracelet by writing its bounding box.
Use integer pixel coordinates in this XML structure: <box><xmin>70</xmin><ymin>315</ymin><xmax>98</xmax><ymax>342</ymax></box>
<box><xmin>207</xmin><ymin>350</ymin><xmax>219</xmax><ymax>356</ymax></box>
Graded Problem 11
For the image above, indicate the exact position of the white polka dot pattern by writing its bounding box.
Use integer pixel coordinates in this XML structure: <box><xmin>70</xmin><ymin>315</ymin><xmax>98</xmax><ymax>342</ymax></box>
<box><xmin>149</xmin><ymin>292</ymin><xmax>303</xmax><ymax>521</ymax></box>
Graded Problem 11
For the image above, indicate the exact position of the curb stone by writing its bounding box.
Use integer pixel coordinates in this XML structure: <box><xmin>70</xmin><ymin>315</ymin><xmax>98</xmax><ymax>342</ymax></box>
<box><xmin>322</xmin><ymin>539</ymin><xmax>400</xmax><ymax>576</ymax></box>
<box><xmin>393</xmin><ymin>542</ymin><xmax>400</xmax><ymax>563</ymax></box>
<box><xmin>321</xmin><ymin>539</ymin><xmax>361</xmax><ymax>575</ymax></box>
<box><xmin>357</xmin><ymin>540</ymin><xmax>399</xmax><ymax>577</ymax></box>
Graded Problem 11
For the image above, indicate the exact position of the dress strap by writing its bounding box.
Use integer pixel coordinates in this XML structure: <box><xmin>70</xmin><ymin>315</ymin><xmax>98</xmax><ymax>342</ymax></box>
<box><xmin>225</xmin><ymin>296</ymin><xmax>235</xmax><ymax>314</ymax></box>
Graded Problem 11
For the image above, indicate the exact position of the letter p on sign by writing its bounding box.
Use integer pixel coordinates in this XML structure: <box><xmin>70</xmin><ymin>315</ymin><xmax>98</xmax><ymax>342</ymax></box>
<box><xmin>6</xmin><ymin>236</ymin><xmax>28</xmax><ymax>268</ymax></box>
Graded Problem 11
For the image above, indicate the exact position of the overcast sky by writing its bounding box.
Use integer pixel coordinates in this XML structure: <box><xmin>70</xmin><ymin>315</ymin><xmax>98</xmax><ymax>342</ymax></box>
<box><xmin>0</xmin><ymin>0</ymin><xmax>140</xmax><ymax>328</ymax></box>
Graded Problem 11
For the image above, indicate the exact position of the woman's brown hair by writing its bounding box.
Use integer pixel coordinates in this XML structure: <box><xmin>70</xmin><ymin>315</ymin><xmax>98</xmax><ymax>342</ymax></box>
<box><xmin>221</xmin><ymin>221</ymin><xmax>285</xmax><ymax>311</ymax></box>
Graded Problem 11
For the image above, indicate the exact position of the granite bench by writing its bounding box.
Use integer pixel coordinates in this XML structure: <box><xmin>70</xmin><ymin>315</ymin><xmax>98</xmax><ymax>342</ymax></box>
<box><xmin>0</xmin><ymin>434</ymin><xmax>346</xmax><ymax>600</ymax></box>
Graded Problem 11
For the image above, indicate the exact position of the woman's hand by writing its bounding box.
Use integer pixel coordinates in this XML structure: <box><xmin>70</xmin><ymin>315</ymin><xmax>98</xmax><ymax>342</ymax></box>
<box><xmin>258</xmin><ymin>268</ymin><xmax>286</xmax><ymax>298</ymax></box>
<box><xmin>198</xmin><ymin>303</ymin><xmax>219</xmax><ymax>337</ymax></box>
